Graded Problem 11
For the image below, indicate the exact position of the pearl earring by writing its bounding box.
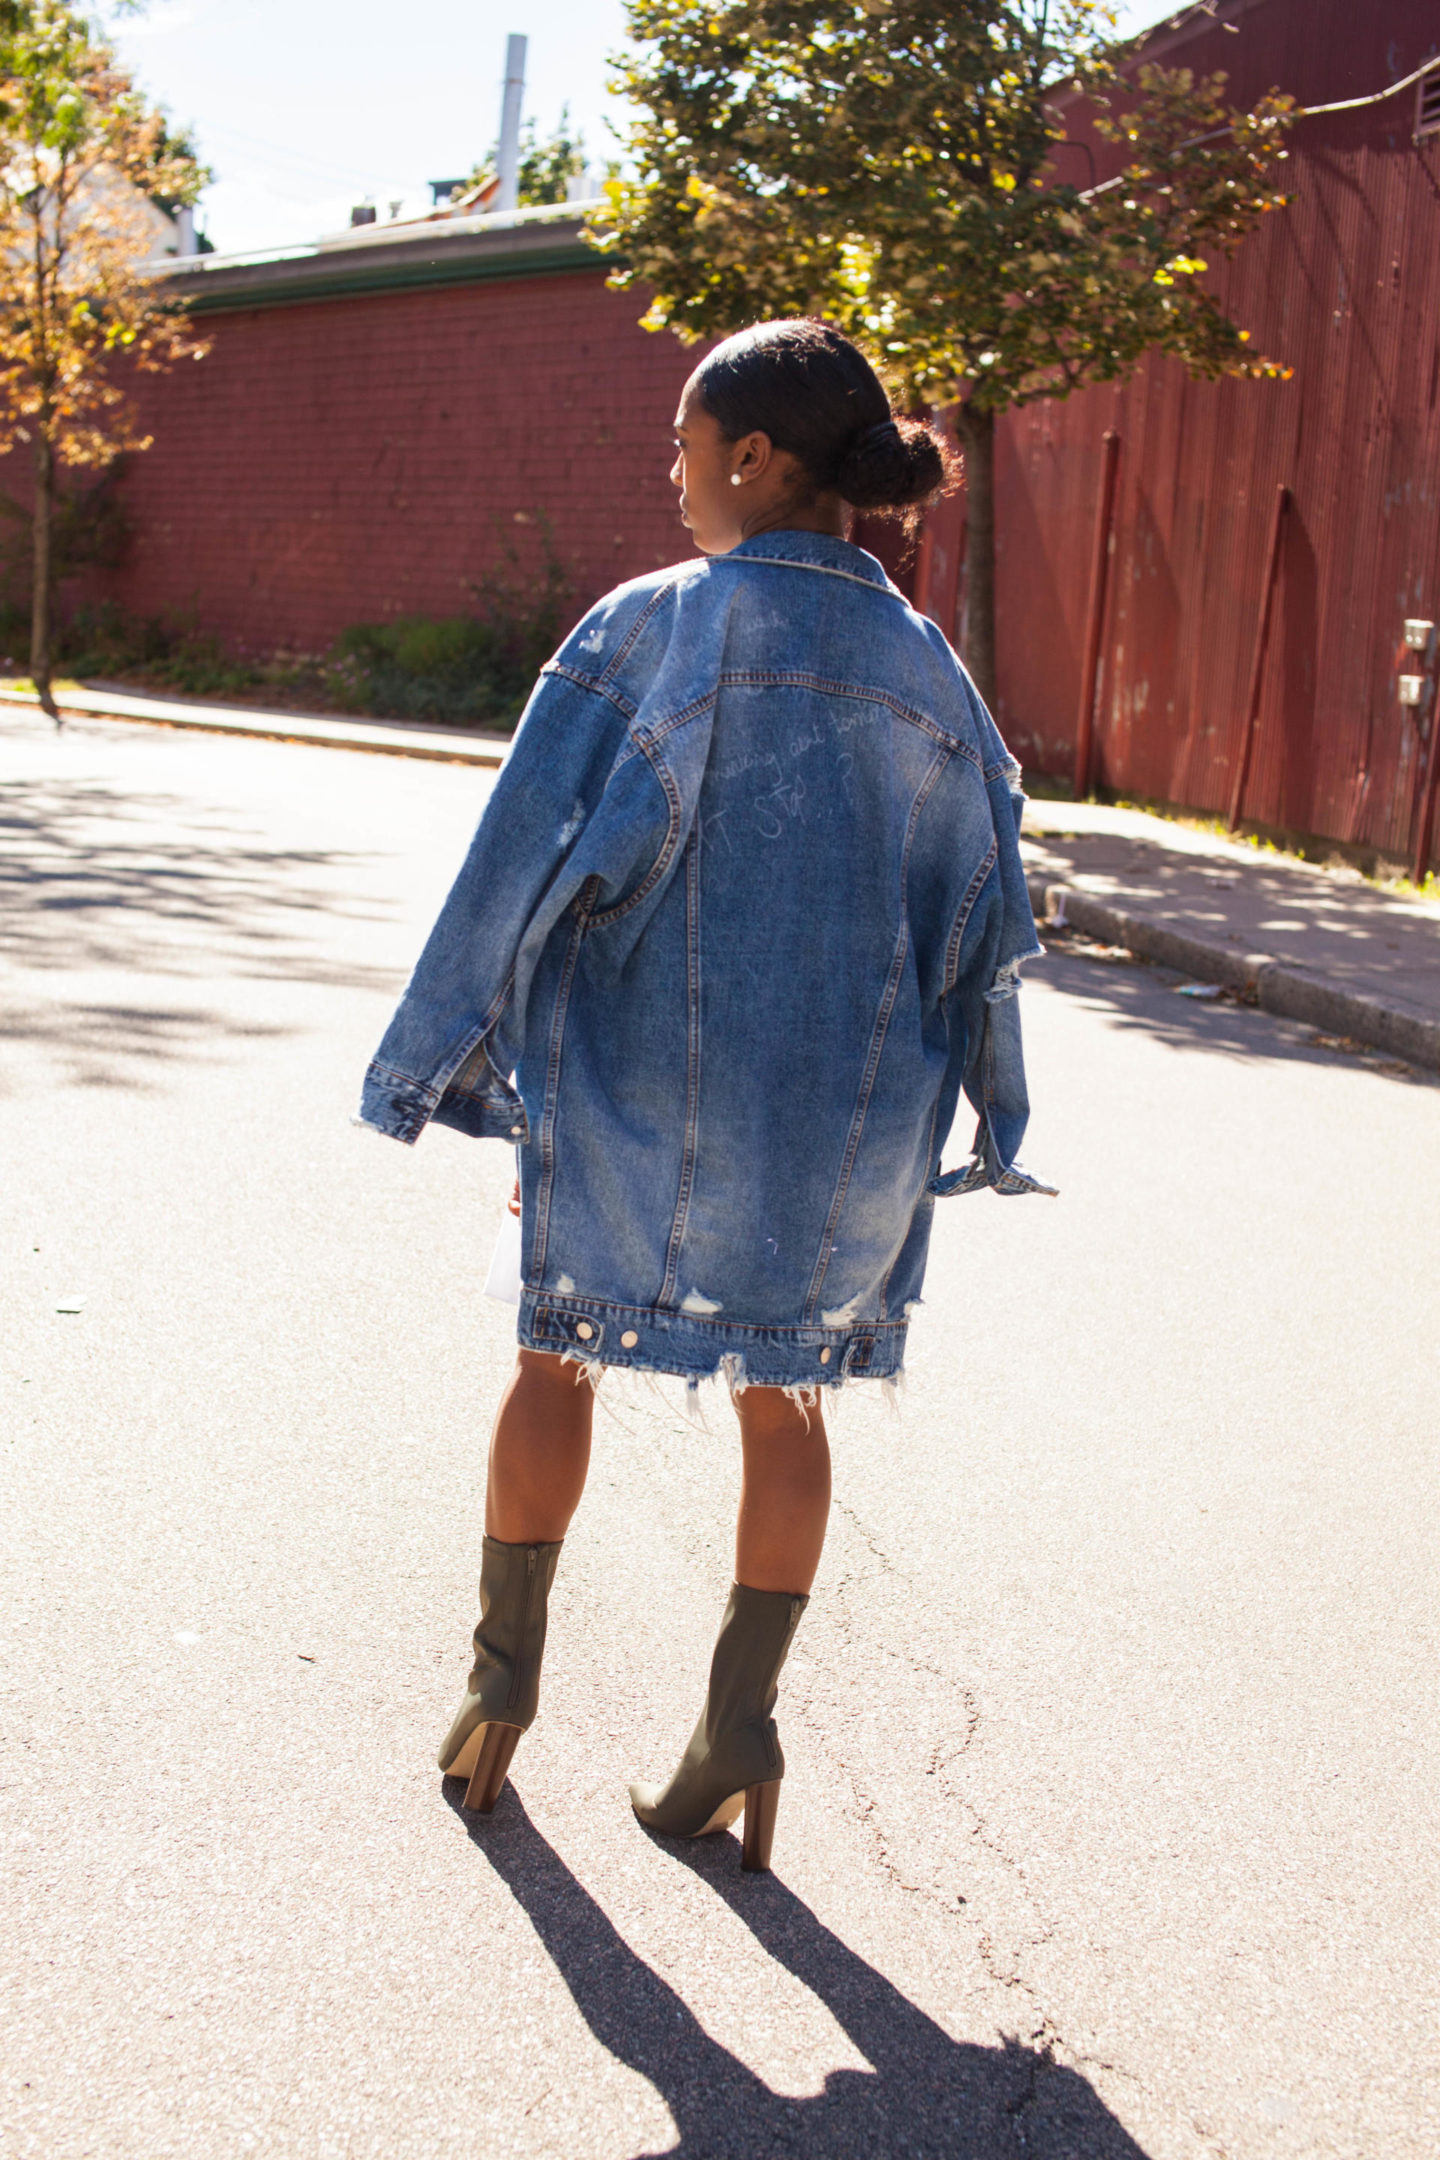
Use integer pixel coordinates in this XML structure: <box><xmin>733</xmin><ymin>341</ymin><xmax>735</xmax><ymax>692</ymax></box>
<box><xmin>730</xmin><ymin>472</ymin><xmax>743</xmax><ymax>486</ymax></box>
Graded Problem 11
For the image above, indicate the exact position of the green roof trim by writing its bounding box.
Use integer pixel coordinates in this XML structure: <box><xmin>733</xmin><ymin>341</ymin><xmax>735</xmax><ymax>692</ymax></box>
<box><xmin>161</xmin><ymin>214</ymin><xmax>618</xmax><ymax>317</ymax></box>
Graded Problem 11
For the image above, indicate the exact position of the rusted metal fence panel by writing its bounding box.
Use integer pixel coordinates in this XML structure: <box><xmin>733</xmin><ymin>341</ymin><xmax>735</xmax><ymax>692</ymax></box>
<box><xmin>987</xmin><ymin>0</ymin><xmax>1440</xmax><ymax>867</ymax></box>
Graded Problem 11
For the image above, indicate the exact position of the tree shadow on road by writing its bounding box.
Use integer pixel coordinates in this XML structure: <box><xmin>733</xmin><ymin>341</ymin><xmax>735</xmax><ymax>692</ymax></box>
<box><xmin>1036</xmin><ymin>941</ymin><xmax>1436</xmax><ymax>1087</ymax></box>
<box><xmin>447</xmin><ymin>1786</ymin><xmax>1152</xmax><ymax>2159</ymax></box>
<box><xmin>0</xmin><ymin>774</ymin><xmax>396</xmax><ymax>991</ymax></box>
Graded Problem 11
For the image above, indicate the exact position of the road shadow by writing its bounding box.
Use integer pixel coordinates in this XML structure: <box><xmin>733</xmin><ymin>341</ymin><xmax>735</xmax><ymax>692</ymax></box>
<box><xmin>446</xmin><ymin>1786</ymin><xmax>1152</xmax><ymax>2159</ymax></box>
<box><xmin>1035</xmin><ymin>938</ymin><xmax>1436</xmax><ymax>1087</ymax></box>
<box><xmin>0</xmin><ymin>996</ymin><xmax>291</xmax><ymax>1095</ymax></box>
<box><xmin>0</xmin><ymin>773</ymin><xmax>395</xmax><ymax>992</ymax></box>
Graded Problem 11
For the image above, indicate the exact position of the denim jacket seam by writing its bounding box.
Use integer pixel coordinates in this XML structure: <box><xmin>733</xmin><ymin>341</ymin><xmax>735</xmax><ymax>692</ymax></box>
<box><xmin>608</xmin><ymin>729</ymin><xmax>646</xmax><ymax>777</ymax></box>
<box><xmin>587</xmin><ymin>736</ymin><xmax>684</xmax><ymax>928</ymax></box>
<box><xmin>802</xmin><ymin>745</ymin><xmax>951</xmax><ymax>1323</ymax></box>
<box><xmin>634</xmin><ymin>690</ymin><xmax>720</xmax><ymax>753</ymax></box>
<box><xmin>942</xmin><ymin>838</ymin><xmax>999</xmax><ymax>996</ymax></box>
<box><xmin>530</xmin><ymin>887</ymin><xmax>596</xmax><ymax>1287</ymax></box>
<box><xmin>609</xmin><ymin>693</ymin><xmax>716</xmax><ymax>776</ymax></box>
<box><xmin>712</xmin><ymin>668</ymin><xmax>981</xmax><ymax>760</ymax></box>
<box><xmin>437</xmin><ymin>967</ymin><xmax>518</xmax><ymax>1099</ymax></box>
<box><xmin>878</xmin><ymin>1091</ymin><xmax>944</xmax><ymax>1322</ymax></box>
<box><xmin>658</xmin><ymin>824</ymin><xmax>704</xmax><ymax>1309</ymax></box>
<box><xmin>598</xmin><ymin>581</ymin><xmax>680</xmax><ymax>686</ymax></box>
<box><xmin>542</xmin><ymin>660</ymin><xmax>638</xmax><ymax>721</ymax></box>
<box><xmin>365</xmin><ymin>1058</ymin><xmax>439</xmax><ymax>1104</ymax></box>
<box><xmin>443</xmin><ymin>988</ymin><xmax>518</xmax><ymax>1103</ymax></box>
<box><xmin>717</xmin><ymin>553</ymin><xmax>897</xmax><ymax>597</ymax></box>
<box><xmin>525</xmin><ymin>1290</ymin><xmax>909</xmax><ymax>1335</ymax></box>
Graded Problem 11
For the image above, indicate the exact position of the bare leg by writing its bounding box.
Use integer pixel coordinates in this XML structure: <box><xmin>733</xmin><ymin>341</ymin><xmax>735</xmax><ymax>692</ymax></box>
<box><xmin>733</xmin><ymin>1386</ymin><xmax>832</xmax><ymax>1593</ymax></box>
<box><xmin>485</xmin><ymin>1348</ymin><xmax>595</xmax><ymax>1543</ymax></box>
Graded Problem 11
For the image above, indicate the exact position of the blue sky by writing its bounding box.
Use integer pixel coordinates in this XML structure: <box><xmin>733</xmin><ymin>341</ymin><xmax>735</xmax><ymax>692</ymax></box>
<box><xmin>109</xmin><ymin>1</ymin><xmax>1174</xmax><ymax>257</ymax></box>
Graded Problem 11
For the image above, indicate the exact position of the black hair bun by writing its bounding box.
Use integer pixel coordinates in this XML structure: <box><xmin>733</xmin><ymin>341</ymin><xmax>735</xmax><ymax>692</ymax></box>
<box><xmin>835</xmin><ymin>414</ymin><xmax>952</xmax><ymax>513</ymax></box>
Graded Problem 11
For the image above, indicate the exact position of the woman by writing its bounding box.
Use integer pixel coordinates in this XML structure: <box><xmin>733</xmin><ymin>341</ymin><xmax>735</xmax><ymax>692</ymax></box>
<box><xmin>359</xmin><ymin>320</ymin><xmax>1051</xmax><ymax>1871</ymax></box>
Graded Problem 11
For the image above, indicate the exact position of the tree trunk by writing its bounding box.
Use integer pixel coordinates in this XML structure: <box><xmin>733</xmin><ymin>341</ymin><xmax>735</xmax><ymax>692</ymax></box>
<box><xmin>30</xmin><ymin>429</ymin><xmax>58</xmax><ymax>724</ymax></box>
<box><xmin>956</xmin><ymin>402</ymin><xmax>996</xmax><ymax>712</ymax></box>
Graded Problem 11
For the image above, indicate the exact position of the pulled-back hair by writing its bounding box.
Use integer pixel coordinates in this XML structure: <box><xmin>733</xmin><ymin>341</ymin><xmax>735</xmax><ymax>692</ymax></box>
<box><xmin>695</xmin><ymin>319</ymin><xmax>957</xmax><ymax>525</ymax></box>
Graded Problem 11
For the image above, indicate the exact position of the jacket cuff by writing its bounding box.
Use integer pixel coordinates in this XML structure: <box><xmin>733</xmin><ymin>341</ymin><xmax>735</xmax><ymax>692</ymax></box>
<box><xmin>357</xmin><ymin>1064</ymin><xmax>438</xmax><ymax>1146</ymax></box>
<box><xmin>928</xmin><ymin>1115</ymin><xmax>1059</xmax><ymax>1199</ymax></box>
<box><xmin>431</xmin><ymin>1093</ymin><xmax>530</xmax><ymax>1142</ymax></box>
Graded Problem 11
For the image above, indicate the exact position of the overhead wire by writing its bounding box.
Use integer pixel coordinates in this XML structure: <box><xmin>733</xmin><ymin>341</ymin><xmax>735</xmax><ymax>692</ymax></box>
<box><xmin>1076</xmin><ymin>50</ymin><xmax>1439</xmax><ymax>200</ymax></box>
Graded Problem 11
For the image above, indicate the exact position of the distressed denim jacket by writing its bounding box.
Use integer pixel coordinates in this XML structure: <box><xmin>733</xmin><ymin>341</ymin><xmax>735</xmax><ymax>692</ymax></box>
<box><xmin>360</xmin><ymin>529</ymin><xmax>1049</xmax><ymax>1389</ymax></box>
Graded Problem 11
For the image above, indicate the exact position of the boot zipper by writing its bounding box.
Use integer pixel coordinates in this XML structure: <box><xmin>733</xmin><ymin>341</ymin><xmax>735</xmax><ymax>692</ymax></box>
<box><xmin>507</xmin><ymin>1546</ymin><xmax>538</xmax><ymax>1712</ymax></box>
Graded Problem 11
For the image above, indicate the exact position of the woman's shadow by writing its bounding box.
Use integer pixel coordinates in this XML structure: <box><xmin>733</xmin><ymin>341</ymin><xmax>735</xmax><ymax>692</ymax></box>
<box><xmin>446</xmin><ymin>1787</ymin><xmax>1152</xmax><ymax>2158</ymax></box>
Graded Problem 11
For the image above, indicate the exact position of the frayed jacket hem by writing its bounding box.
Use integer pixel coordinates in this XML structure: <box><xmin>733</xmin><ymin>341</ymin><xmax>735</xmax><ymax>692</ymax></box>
<box><xmin>516</xmin><ymin>1290</ymin><xmax>907</xmax><ymax>1389</ymax></box>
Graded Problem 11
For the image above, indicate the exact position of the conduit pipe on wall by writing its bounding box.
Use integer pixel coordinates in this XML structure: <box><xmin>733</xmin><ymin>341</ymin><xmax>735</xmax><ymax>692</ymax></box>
<box><xmin>1227</xmin><ymin>482</ymin><xmax>1290</xmax><ymax>831</ymax></box>
<box><xmin>1072</xmin><ymin>429</ymin><xmax>1121</xmax><ymax>802</ymax></box>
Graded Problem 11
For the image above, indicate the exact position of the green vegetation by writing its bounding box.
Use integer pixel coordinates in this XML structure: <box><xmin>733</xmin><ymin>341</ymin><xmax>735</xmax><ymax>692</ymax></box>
<box><xmin>2</xmin><ymin>526</ymin><xmax>573</xmax><ymax>730</ymax></box>
<box><xmin>464</xmin><ymin>107</ymin><xmax>614</xmax><ymax>208</ymax></box>
<box><xmin>516</xmin><ymin>108</ymin><xmax>587</xmax><ymax>205</ymax></box>
<box><xmin>327</xmin><ymin>524</ymin><xmax>570</xmax><ymax>726</ymax></box>
<box><xmin>591</xmin><ymin>0</ymin><xmax>1295</xmax><ymax>704</ymax></box>
<box><xmin>0</xmin><ymin>0</ymin><xmax>208</xmax><ymax>717</ymax></box>
<box><xmin>330</xmin><ymin>611</ymin><xmax>550</xmax><ymax>728</ymax></box>
<box><xmin>0</xmin><ymin>595</ymin><xmax>260</xmax><ymax>695</ymax></box>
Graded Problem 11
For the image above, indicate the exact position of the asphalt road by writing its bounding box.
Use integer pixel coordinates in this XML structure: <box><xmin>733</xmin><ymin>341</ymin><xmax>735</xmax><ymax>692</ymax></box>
<box><xmin>2</xmin><ymin>712</ymin><xmax>1436</xmax><ymax>2160</ymax></box>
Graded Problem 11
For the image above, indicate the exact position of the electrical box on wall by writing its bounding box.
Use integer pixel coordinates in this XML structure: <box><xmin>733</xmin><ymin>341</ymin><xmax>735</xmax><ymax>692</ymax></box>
<box><xmin>1402</xmin><ymin>618</ymin><xmax>1436</xmax><ymax>652</ymax></box>
<box><xmin>1398</xmin><ymin>674</ymin><xmax>1429</xmax><ymax>707</ymax></box>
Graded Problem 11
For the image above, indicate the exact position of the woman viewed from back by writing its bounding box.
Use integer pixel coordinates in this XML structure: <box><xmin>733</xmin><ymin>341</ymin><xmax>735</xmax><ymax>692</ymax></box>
<box><xmin>359</xmin><ymin>319</ymin><xmax>1051</xmax><ymax>1870</ymax></box>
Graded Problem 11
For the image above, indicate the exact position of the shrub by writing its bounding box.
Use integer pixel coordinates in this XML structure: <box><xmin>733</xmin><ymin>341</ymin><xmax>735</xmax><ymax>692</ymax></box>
<box><xmin>59</xmin><ymin>600</ymin><xmax>259</xmax><ymax>697</ymax></box>
<box><xmin>328</xmin><ymin>524</ymin><xmax>571</xmax><ymax>731</ymax></box>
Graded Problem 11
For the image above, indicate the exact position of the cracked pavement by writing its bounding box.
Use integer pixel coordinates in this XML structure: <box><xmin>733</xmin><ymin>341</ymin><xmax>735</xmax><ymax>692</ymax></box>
<box><xmin>2</xmin><ymin>712</ymin><xmax>1436</xmax><ymax>2159</ymax></box>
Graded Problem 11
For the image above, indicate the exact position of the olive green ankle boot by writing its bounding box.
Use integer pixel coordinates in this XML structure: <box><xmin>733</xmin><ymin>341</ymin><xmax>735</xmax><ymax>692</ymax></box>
<box><xmin>630</xmin><ymin>1581</ymin><xmax>807</xmax><ymax>1871</ymax></box>
<box><xmin>439</xmin><ymin>1535</ymin><xmax>562</xmax><ymax>1812</ymax></box>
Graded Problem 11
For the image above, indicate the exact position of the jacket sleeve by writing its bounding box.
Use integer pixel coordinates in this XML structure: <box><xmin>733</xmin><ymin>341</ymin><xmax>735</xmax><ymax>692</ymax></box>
<box><xmin>928</xmin><ymin>707</ymin><xmax>1057</xmax><ymax>1200</ymax></box>
<box><xmin>357</xmin><ymin>664</ymin><xmax>634</xmax><ymax>1145</ymax></box>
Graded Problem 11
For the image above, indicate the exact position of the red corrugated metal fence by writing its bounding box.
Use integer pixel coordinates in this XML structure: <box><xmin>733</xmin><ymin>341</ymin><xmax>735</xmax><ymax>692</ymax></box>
<box><xmin>976</xmin><ymin>0</ymin><xmax>1440</xmax><ymax>867</ymax></box>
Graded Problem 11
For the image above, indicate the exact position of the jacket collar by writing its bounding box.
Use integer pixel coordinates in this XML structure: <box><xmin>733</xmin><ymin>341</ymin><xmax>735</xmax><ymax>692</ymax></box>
<box><xmin>721</xmin><ymin>528</ymin><xmax>893</xmax><ymax>589</ymax></box>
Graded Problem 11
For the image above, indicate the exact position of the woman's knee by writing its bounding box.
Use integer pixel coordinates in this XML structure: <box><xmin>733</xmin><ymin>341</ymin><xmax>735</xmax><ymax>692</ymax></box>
<box><xmin>735</xmin><ymin>1384</ymin><xmax>828</xmax><ymax>1451</ymax></box>
<box><xmin>507</xmin><ymin>1347</ymin><xmax>595</xmax><ymax>1434</ymax></box>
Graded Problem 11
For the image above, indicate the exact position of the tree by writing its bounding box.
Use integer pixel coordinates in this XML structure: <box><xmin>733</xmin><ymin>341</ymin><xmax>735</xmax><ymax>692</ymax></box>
<box><xmin>517</xmin><ymin>107</ymin><xmax>587</xmax><ymax>205</ymax></box>
<box><xmin>591</xmin><ymin>0</ymin><xmax>1293</xmax><ymax>706</ymax></box>
<box><xmin>0</xmin><ymin>1</ymin><xmax>207</xmax><ymax>718</ymax></box>
<box><xmin>465</xmin><ymin>108</ymin><xmax>604</xmax><ymax>210</ymax></box>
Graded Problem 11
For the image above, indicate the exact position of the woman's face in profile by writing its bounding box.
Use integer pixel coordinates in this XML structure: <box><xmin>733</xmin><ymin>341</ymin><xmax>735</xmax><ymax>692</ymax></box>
<box><xmin>671</xmin><ymin>369</ymin><xmax>840</xmax><ymax>552</ymax></box>
<box><xmin>672</xmin><ymin>374</ymin><xmax>775</xmax><ymax>555</ymax></box>
<box><xmin>671</xmin><ymin>376</ymin><xmax>744</xmax><ymax>554</ymax></box>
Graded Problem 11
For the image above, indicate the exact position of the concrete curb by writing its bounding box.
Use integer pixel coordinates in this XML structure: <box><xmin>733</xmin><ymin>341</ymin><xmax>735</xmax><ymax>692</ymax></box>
<box><xmin>0</xmin><ymin>683</ymin><xmax>510</xmax><ymax>767</ymax></box>
<box><xmin>1027</xmin><ymin>875</ymin><xmax>1440</xmax><ymax>1074</ymax></box>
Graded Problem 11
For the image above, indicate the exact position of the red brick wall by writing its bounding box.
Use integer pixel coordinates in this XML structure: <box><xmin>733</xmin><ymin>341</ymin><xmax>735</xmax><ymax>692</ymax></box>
<box><xmin>38</xmin><ymin>269</ymin><xmax>701</xmax><ymax>655</ymax></box>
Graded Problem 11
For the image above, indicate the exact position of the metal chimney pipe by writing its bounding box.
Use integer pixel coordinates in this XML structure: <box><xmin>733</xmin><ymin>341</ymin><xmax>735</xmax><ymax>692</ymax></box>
<box><xmin>495</xmin><ymin>34</ymin><xmax>527</xmax><ymax>214</ymax></box>
<box><xmin>175</xmin><ymin>205</ymin><xmax>197</xmax><ymax>257</ymax></box>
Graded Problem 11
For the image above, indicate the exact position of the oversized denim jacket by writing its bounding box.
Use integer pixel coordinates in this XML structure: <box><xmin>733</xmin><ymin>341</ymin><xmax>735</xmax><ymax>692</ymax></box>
<box><xmin>360</xmin><ymin>529</ymin><xmax>1049</xmax><ymax>1389</ymax></box>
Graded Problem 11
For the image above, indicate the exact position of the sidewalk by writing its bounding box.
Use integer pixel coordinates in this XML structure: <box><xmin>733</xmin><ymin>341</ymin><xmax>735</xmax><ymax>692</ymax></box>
<box><xmin>1022</xmin><ymin>800</ymin><xmax>1440</xmax><ymax>1071</ymax></box>
<box><xmin>0</xmin><ymin>677</ymin><xmax>510</xmax><ymax>767</ymax></box>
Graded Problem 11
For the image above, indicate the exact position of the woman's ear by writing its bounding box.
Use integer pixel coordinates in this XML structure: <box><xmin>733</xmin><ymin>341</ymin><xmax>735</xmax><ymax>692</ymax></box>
<box><xmin>735</xmin><ymin>430</ymin><xmax>774</xmax><ymax>483</ymax></box>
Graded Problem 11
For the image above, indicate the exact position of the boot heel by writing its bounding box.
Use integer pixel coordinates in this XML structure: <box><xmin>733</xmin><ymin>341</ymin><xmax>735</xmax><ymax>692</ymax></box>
<box><xmin>463</xmin><ymin>1722</ymin><xmax>522</xmax><ymax>1813</ymax></box>
<box><xmin>741</xmin><ymin>1780</ymin><xmax>781</xmax><ymax>1872</ymax></box>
